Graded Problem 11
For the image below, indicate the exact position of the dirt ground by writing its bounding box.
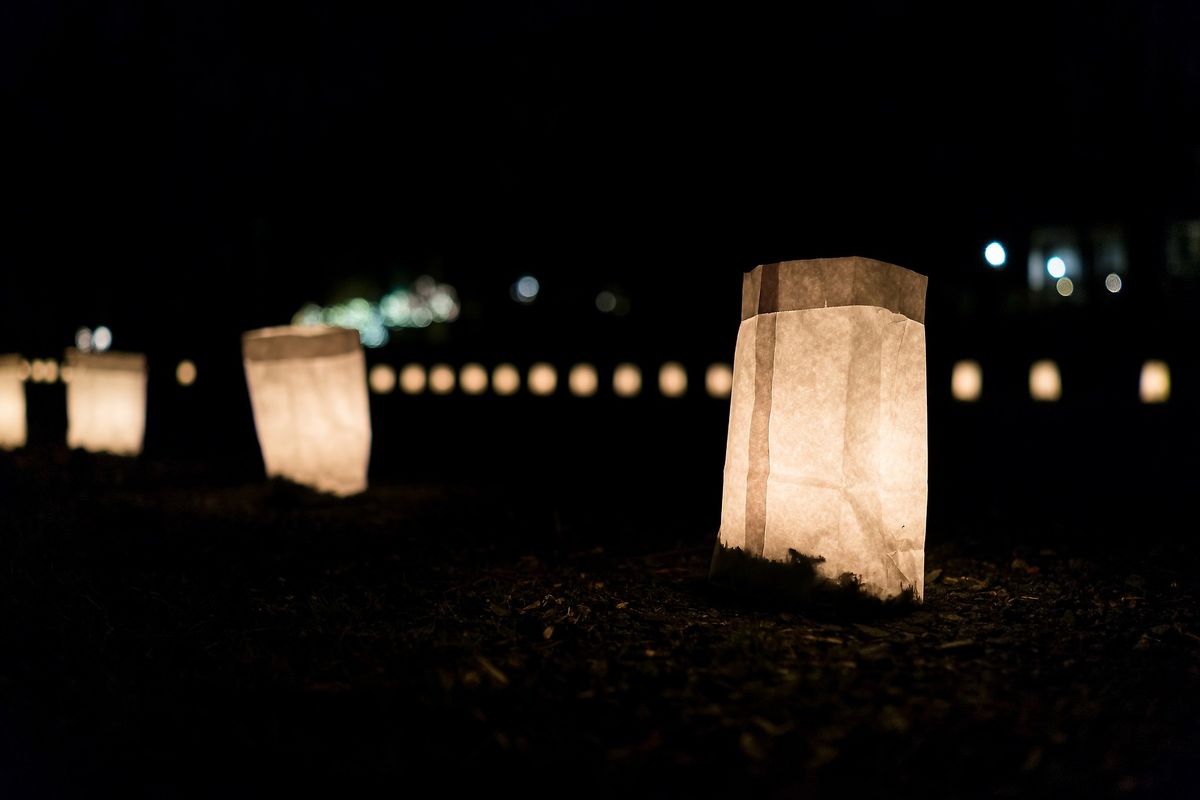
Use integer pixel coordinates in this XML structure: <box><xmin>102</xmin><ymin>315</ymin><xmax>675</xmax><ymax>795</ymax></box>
<box><xmin>1</xmin><ymin>450</ymin><xmax>1198</xmax><ymax>797</ymax></box>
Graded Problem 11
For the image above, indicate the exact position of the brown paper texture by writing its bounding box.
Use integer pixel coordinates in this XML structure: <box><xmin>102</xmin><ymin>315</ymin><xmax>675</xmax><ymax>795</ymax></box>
<box><xmin>715</xmin><ymin>257</ymin><xmax>928</xmax><ymax>599</ymax></box>
<box><xmin>242</xmin><ymin>326</ymin><xmax>372</xmax><ymax>496</ymax></box>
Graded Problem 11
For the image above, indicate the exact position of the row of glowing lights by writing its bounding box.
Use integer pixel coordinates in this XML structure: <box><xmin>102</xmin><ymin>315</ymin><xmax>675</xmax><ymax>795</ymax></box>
<box><xmin>952</xmin><ymin>359</ymin><xmax>1172</xmax><ymax>404</ymax></box>
<box><xmin>22</xmin><ymin>356</ymin><xmax>1173</xmax><ymax>405</ymax></box>
<box><xmin>370</xmin><ymin>362</ymin><xmax>721</xmax><ymax>398</ymax></box>
<box><xmin>983</xmin><ymin>242</ymin><xmax>1123</xmax><ymax>297</ymax></box>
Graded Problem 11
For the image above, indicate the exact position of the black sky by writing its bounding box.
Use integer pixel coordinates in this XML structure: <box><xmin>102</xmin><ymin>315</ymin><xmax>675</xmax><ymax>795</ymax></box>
<box><xmin>2</xmin><ymin>0</ymin><xmax>1198</xmax><ymax>356</ymax></box>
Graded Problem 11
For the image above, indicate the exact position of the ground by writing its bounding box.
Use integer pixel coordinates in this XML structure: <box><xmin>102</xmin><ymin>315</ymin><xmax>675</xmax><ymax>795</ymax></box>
<box><xmin>1</xmin><ymin>449</ymin><xmax>1197</xmax><ymax>797</ymax></box>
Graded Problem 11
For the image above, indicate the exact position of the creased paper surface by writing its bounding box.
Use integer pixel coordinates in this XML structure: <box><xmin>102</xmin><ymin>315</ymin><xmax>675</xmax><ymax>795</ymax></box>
<box><xmin>243</xmin><ymin>326</ymin><xmax>371</xmax><ymax>496</ymax></box>
<box><xmin>716</xmin><ymin>257</ymin><xmax>928</xmax><ymax>599</ymax></box>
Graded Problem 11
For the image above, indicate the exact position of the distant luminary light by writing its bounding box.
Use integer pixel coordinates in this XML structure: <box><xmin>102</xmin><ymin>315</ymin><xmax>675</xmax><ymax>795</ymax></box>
<box><xmin>1105</xmin><ymin>273</ymin><xmax>1123</xmax><ymax>293</ymax></box>
<box><xmin>705</xmin><ymin>363</ymin><xmax>734</xmax><ymax>398</ymax></box>
<box><xmin>951</xmin><ymin>359</ymin><xmax>982</xmax><ymax>402</ymax></box>
<box><xmin>492</xmin><ymin>363</ymin><xmax>520</xmax><ymax>396</ymax></box>
<box><xmin>368</xmin><ymin>363</ymin><xmax>396</xmax><ymax>395</ymax></box>
<box><xmin>712</xmin><ymin>258</ymin><xmax>928</xmax><ymax>601</ymax></box>
<box><xmin>242</xmin><ymin>326</ymin><xmax>371</xmax><ymax>496</ymax></box>
<box><xmin>0</xmin><ymin>355</ymin><xmax>28</xmax><ymax>450</ymax></box>
<box><xmin>176</xmin><ymin>360</ymin><xmax>198</xmax><ymax>387</ymax></box>
<box><xmin>528</xmin><ymin>363</ymin><xmax>557</xmax><ymax>396</ymax></box>
<box><xmin>1055</xmin><ymin>277</ymin><xmax>1074</xmax><ymax>297</ymax></box>
<box><xmin>613</xmin><ymin>363</ymin><xmax>641</xmax><ymax>397</ymax></box>
<box><xmin>17</xmin><ymin>360</ymin><xmax>31</xmax><ymax>382</ymax></box>
<box><xmin>984</xmin><ymin>242</ymin><xmax>1007</xmax><ymax>268</ymax></box>
<box><xmin>658</xmin><ymin>362</ymin><xmax>687</xmax><ymax>398</ymax></box>
<box><xmin>429</xmin><ymin>364</ymin><xmax>456</xmax><ymax>395</ymax></box>
<box><xmin>460</xmin><ymin>363</ymin><xmax>488</xmax><ymax>395</ymax></box>
<box><xmin>1029</xmin><ymin>360</ymin><xmax>1062</xmax><ymax>402</ymax></box>
<box><xmin>399</xmin><ymin>364</ymin><xmax>427</xmax><ymax>394</ymax></box>
<box><xmin>30</xmin><ymin>360</ymin><xmax>46</xmax><ymax>383</ymax></box>
<box><xmin>66</xmin><ymin>348</ymin><xmax>148</xmax><ymax>456</ymax></box>
<box><xmin>1046</xmin><ymin>257</ymin><xmax>1067</xmax><ymax>279</ymax></box>
<box><xmin>75</xmin><ymin>328</ymin><xmax>93</xmax><ymax>353</ymax></box>
<box><xmin>1140</xmin><ymin>360</ymin><xmax>1170</xmax><ymax>404</ymax></box>
<box><xmin>568</xmin><ymin>363</ymin><xmax>598</xmax><ymax>397</ymax></box>
<box><xmin>43</xmin><ymin>359</ymin><xmax>59</xmax><ymax>384</ymax></box>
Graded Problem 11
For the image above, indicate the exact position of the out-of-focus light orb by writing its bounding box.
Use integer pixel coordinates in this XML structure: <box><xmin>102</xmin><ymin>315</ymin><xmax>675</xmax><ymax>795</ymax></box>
<box><xmin>984</xmin><ymin>242</ymin><xmax>1006</xmax><ymax>268</ymax></box>
<box><xmin>1140</xmin><ymin>360</ymin><xmax>1170</xmax><ymax>404</ymax></box>
<box><xmin>17</xmin><ymin>360</ymin><xmax>31</xmax><ymax>382</ymax></box>
<box><xmin>75</xmin><ymin>327</ymin><xmax>93</xmax><ymax>353</ymax></box>
<box><xmin>613</xmin><ymin>363</ymin><xmax>641</xmax><ymax>398</ymax></box>
<box><xmin>528</xmin><ymin>363</ymin><xmax>557</xmax><ymax>396</ymax></box>
<box><xmin>429</xmin><ymin>364</ymin><xmax>456</xmax><ymax>395</ymax></box>
<box><xmin>1055</xmin><ymin>277</ymin><xmax>1074</xmax><ymax>297</ymax></box>
<box><xmin>659</xmin><ymin>362</ymin><xmax>687</xmax><ymax>398</ymax></box>
<box><xmin>492</xmin><ymin>363</ymin><xmax>520</xmax><ymax>396</ymax></box>
<box><xmin>1029</xmin><ymin>360</ymin><xmax>1062</xmax><ymax>402</ymax></box>
<box><xmin>1105</xmin><ymin>273</ymin><xmax>1123</xmax><ymax>293</ymax></box>
<box><xmin>460</xmin><ymin>363</ymin><xmax>488</xmax><ymax>395</ymax></box>
<box><xmin>399</xmin><ymin>364</ymin><xmax>426</xmax><ymax>394</ymax></box>
<box><xmin>42</xmin><ymin>359</ymin><xmax>59</xmax><ymax>383</ymax></box>
<box><xmin>30</xmin><ymin>361</ymin><xmax>45</xmax><ymax>383</ymax></box>
<box><xmin>368</xmin><ymin>363</ymin><xmax>396</xmax><ymax>395</ymax></box>
<box><xmin>595</xmin><ymin>291</ymin><xmax>617</xmax><ymax>313</ymax></box>
<box><xmin>1046</xmin><ymin>257</ymin><xmax>1067</xmax><ymax>279</ymax></box>
<box><xmin>513</xmin><ymin>275</ymin><xmax>540</xmax><ymax>304</ymax></box>
<box><xmin>176</xmin><ymin>360</ymin><xmax>198</xmax><ymax>387</ymax></box>
<box><xmin>705</xmin><ymin>363</ymin><xmax>733</xmax><ymax>398</ymax></box>
<box><xmin>92</xmin><ymin>326</ymin><xmax>113</xmax><ymax>352</ymax></box>
<box><xmin>411</xmin><ymin>307</ymin><xmax>434</xmax><ymax>328</ymax></box>
<box><xmin>568</xmin><ymin>363</ymin><xmax>598</xmax><ymax>397</ymax></box>
<box><xmin>951</xmin><ymin>359</ymin><xmax>982</xmax><ymax>402</ymax></box>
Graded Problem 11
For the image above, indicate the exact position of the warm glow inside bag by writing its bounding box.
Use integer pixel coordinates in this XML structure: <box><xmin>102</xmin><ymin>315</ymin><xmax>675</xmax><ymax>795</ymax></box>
<box><xmin>0</xmin><ymin>354</ymin><xmax>27</xmax><ymax>450</ymax></box>
<box><xmin>711</xmin><ymin>257</ymin><xmax>928</xmax><ymax>599</ymax></box>
<box><xmin>65</xmin><ymin>349</ymin><xmax>148</xmax><ymax>456</ymax></box>
<box><xmin>242</xmin><ymin>325</ymin><xmax>371</xmax><ymax>496</ymax></box>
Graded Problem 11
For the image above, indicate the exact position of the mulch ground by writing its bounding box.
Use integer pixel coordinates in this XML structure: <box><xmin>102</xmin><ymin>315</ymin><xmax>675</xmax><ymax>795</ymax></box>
<box><xmin>1</xmin><ymin>451</ymin><xmax>1198</xmax><ymax>797</ymax></box>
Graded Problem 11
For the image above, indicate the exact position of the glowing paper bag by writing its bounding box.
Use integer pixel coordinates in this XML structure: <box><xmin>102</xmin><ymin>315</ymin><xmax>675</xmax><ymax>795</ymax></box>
<box><xmin>711</xmin><ymin>257</ymin><xmax>928</xmax><ymax>599</ymax></box>
<box><xmin>242</xmin><ymin>326</ymin><xmax>371</xmax><ymax>496</ymax></box>
<box><xmin>65</xmin><ymin>349</ymin><xmax>148</xmax><ymax>456</ymax></box>
<box><xmin>0</xmin><ymin>355</ymin><xmax>27</xmax><ymax>450</ymax></box>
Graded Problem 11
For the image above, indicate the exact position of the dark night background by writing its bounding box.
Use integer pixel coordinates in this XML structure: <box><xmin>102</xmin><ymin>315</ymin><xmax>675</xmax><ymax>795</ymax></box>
<box><xmin>2</xmin><ymin>1</ymin><xmax>1199</xmax><ymax>796</ymax></box>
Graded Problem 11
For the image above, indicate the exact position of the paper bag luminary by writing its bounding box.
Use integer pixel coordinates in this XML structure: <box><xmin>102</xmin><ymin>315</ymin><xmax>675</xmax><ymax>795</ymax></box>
<box><xmin>65</xmin><ymin>349</ymin><xmax>148</xmax><ymax>456</ymax></box>
<box><xmin>242</xmin><ymin>326</ymin><xmax>371</xmax><ymax>496</ymax></box>
<box><xmin>0</xmin><ymin>354</ymin><xmax>28</xmax><ymax>450</ymax></box>
<box><xmin>711</xmin><ymin>257</ymin><xmax>928</xmax><ymax>600</ymax></box>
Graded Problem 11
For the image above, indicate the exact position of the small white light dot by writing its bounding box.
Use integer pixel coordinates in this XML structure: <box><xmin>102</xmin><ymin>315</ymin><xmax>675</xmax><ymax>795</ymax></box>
<box><xmin>1105</xmin><ymin>273</ymin><xmax>1122</xmax><ymax>293</ymax></box>
<box><xmin>1056</xmin><ymin>277</ymin><xmax>1074</xmax><ymax>297</ymax></box>
<box><xmin>984</xmin><ymin>242</ymin><xmax>1006</xmax><ymax>268</ymax></box>
<box><xmin>595</xmin><ymin>291</ymin><xmax>617</xmax><ymax>312</ymax></box>
<box><xmin>1046</xmin><ymin>257</ymin><xmax>1066</xmax><ymax>279</ymax></box>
